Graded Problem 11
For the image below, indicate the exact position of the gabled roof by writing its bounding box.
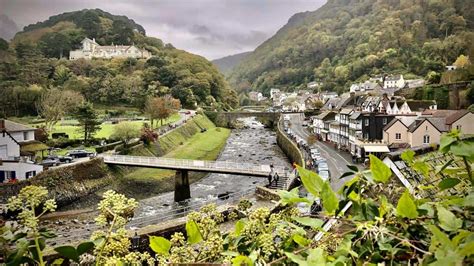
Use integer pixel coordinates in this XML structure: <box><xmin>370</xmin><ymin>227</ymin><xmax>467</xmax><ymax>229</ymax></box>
<box><xmin>316</xmin><ymin>111</ymin><xmax>335</xmax><ymax>120</ymax></box>
<box><xmin>384</xmin><ymin>116</ymin><xmax>417</xmax><ymax>131</ymax></box>
<box><xmin>408</xmin><ymin>118</ymin><xmax>446</xmax><ymax>133</ymax></box>
<box><xmin>385</xmin><ymin>75</ymin><xmax>403</xmax><ymax>81</ymax></box>
<box><xmin>445</xmin><ymin>110</ymin><xmax>471</xmax><ymax>125</ymax></box>
<box><xmin>350</xmin><ymin>112</ymin><xmax>362</xmax><ymax>120</ymax></box>
<box><xmin>3</xmin><ymin>120</ymin><xmax>36</xmax><ymax>132</ymax></box>
<box><xmin>340</xmin><ymin>108</ymin><xmax>353</xmax><ymax>115</ymax></box>
<box><xmin>405</xmin><ymin>100</ymin><xmax>436</xmax><ymax>112</ymax></box>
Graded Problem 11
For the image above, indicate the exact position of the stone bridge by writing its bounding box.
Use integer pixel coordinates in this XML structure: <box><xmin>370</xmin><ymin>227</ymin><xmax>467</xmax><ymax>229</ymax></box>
<box><xmin>205</xmin><ymin>111</ymin><xmax>303</xmax><ymax>128</ymax></box>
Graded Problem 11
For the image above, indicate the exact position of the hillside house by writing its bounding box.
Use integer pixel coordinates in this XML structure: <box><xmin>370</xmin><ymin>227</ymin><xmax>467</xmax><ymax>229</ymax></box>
<box><xmin>383</xmin><ymin>75</ymin><xmax>405</xmax><ymax>89</ymax></box>
<box><xmin>69</xmin><ymin>37</ymin><xmax>152</xmax><ymax>60</ymax></box>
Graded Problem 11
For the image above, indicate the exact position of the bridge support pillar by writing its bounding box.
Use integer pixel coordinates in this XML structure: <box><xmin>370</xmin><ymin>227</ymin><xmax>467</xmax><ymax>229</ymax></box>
<box><xmin>174</xmin><ymin>170</ymin><xmax>190</xmax><ymax>202</ymax></box>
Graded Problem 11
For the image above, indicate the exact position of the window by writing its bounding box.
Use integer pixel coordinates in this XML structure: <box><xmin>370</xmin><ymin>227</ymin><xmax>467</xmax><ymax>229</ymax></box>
<box><xmin>365</xmin><ymin>119</ymin><xmax>369</xmax><ymax>126</ymax></box>
<box><xmin>395</xmin><ymin>133</ymin><xmax>401</xmax><ymax>140</ymax></box>
<box><xmin>382</xmin><ymin>117</ymin><xmax>387</xmax><ymax>125</ymax></box>
<box><xmin>456</xmin><ymin>125</ymin><xmax>462</xmax><ymax>131</ymax></box>
<box><xmin>23</xmin><ymin>132</ymin><xmax>28</xmax><ymax>140</ymax></box>
<box><xmin>423</xmin><ymin>135</ymin><xmax>430</xmax><ymax>144</ymax></box>
<box><xmin>364</xmin><ymin>132</ymin><xmax>369</xmax><ymax>139</ymax></box>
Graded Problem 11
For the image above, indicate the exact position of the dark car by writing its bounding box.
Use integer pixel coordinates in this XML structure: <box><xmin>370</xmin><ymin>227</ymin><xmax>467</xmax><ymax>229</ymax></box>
<box><xmin>41</xmin><ymin>157</ymin><xmax>61</xmax><ymax>167</ymax></box>
<box><xmin>66</xmin><ymin>150</ymin><xmax>94</xmax><ymax>158</ymax></box>
<box><xmin>46</xmin><ymin>155</ymin><xmax>74</xmax><ymax>164</ymax></box>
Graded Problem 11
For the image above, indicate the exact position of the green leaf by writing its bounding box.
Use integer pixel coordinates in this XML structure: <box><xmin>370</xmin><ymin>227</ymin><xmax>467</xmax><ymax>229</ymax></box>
<box><xmin>464</xmin><ymin>192</ymin><xmax>474</xmax><ymax>207</ymax></box>
<box><xmin>285</xmin><ymin>252</ymin><xmax>308</xmax><ymax>266</ymax></box>
<box><xmin>292</xmin><ymin>216</ymin><xmax>324</xmax><ymax>229</ymax></box>
<box><xmin>232</xmin><ymin>255</ymin><xmax>253</xmax><ymax>266</ymax></box>
<box><xmin>292</xmin><ymin>234</ymin><xmax>311</xmax><ymax>247</ymax></box>
<box><xmin>234</xmin><ymin>219</ymin><xmax>245</xmax><ymax>236</ymax></box>
<box><xmin>396</xmin><ymin>190</ymin><xmax>418</xmax><ymax>218</ymax></box>
<box><xmin>369</xmin><ymin>154</ymin><xmax>391</xmax><ymax>183</ymax></box>
<box><xmin>347</xmin><ymin>165</ymin><xmax>359</xmax><ymax>172</ymax></box>
<box><xmin>307</xmin><ymin>247</ymin><xmax>327</xmax><ymax>265</ymax></box>
<box><xmin>450</xmin><ymin>139</ymin><xmax>474</xmax><ymax>160</ymax></box>
<box><xmin>186</xmin><ymin>220</ymin><xmax>203</xmax><ymax>244</ymax></box>
<box><xmin>77</xmin><ymin>241</ymin><xmax>94</xmax><ymax>255</ymax></box>
<box><xmin>413</xmin><ymin>160</ymin><xmax>429</xmax><ymax>176</ymax></box>
<box><xmin>278</xmin><ymin>188</ymin><xmax>312</xmax><ymax>206</ymax></box>
<box><xmin>54</xmin><ymin>246</ymin><xmax>79</xmax><ymax>263</ymax></box>
<box><xmin>149</xmin><ymin>236</ymin><xmax>171</xmax><ymax>255</ymax></box>
<box><xmin>400</xmin><ymin>149</ymin><xmax>415</xmax><ymax>163</ymax></box>
<box><xmin>439</xmin><ymin>134</ymin><xmax>457</xmax><ymax>153</ymax></box>
<box><xmin>221</xmin><ymin>251</ymin><xmax>239</xmax><ymax>257</ymax></box>
<box><xmin>321</xmin><ymin>182</ymin><xmax>339</xmax><ymax>215</ymax></box>
<box><xmin>459</xmin><ymin>242</ymin><xmax>474</xmax><ymax>256</ymax></box>
<box><xmin>428</xmin><ymin>225</ymin><xmax>453</xmax><ymax>249</ymax></box>
<box><xmin>51</xmin><ymin>258</ymin><xmax>64</xmax><ymax>265</ymax></box>
<box><xmin>437</xmin><ymin>206</ymin><xmax>462</xmax><ymax>232</ymax></box>
<box><xmin>438</xmin><ymin>178</ymin><xmax>461</xmax><ymax>190</ymax></box>
<box><xmin>297</xmin><ymin>166</ymin><xmax>324</xmax><ymax>196</ymax></box>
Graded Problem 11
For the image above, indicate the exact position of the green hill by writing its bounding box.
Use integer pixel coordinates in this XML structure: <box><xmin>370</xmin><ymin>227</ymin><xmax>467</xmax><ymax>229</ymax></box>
<box><xmin>229</xmin><ymin>0</ymin><xmax>474</xmax><ymax>95</ymax></box>
<box><xmin>0</xmin><ymin>9</ymin><xmax>237</xmax><ymax>116</ymax></box>
<box><xmin>212</xmin><ymin>51</ymin><xmax>251</xmax><ymax>76</ymax></box>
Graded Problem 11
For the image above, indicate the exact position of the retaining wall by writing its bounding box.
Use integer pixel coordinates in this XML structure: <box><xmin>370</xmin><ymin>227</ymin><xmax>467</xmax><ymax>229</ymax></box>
<box><xmin>0</xmin><ymin>158</ymin><xmax>111</xmax><ymax>206</ymax></box>
<box><xmin>276</xmin><ymin>117</ymin><xmax>305</xmax><ymax>168</ymax></box>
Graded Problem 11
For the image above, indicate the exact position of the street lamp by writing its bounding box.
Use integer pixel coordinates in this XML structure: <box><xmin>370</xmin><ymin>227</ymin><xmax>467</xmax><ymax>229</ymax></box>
<box><xmin>131</xmin><ymin>231</ymin><xmax>140</xmax><ymax>250</ymax></box>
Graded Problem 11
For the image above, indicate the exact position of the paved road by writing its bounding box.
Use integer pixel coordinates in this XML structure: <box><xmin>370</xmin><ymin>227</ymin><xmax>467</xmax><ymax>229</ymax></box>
<box><xmin>287</xmin><ymin>114</ymin><xmax>355</xmax><ymax>190</ymax></box>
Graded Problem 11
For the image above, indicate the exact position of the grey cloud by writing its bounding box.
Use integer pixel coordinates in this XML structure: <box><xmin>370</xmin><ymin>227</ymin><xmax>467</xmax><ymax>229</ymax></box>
<box><xmin>1</xmin><ymin>0</ymin><xmax>326</xmax><ymax>59</ymax></box>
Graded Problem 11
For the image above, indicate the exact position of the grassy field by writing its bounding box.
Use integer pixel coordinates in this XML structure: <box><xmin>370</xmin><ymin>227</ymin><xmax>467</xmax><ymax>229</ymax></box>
<box><xmin>125</xmin><ymin>127</ymin><xmax>230</xmax><ymax>181</ymax></box>
<box><xmin>42</xmin><ymin>113</ymin><xmax>181</xmax><ymax>139</ymax></box>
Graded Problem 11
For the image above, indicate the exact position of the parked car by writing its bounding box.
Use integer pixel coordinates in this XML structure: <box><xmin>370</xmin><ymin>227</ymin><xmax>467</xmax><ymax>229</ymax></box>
<box><xmin>41</xmin><ymin>157</ymin><xmax>61</xmax><ymax>167</ymax></box>
<box><xmin>318</xmin><ymin>170</ymin><xmax>330</xmax><ymax>181</ymax></box>
<box><xmin>66</xmin><ymin>150</ymin><xmax>94</xmax><ymax>158</ymax></box>
<box><xmin>45</xmin><ymin>155</ymin><xmax>74</xmax><ymax>164</ymax></box>
<box><xmin>318</xmin><ymin>162</ymin><xmax>329</xmax><ymax>171</ymax></box>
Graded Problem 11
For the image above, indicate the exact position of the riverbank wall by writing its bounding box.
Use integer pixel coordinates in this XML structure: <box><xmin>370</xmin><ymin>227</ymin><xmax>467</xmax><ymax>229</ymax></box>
<box><xmin>0</xmin><ymin>158</ymin><xmax>111</xmax><ymax>206</ymax></box>
<box><xmin>276</xmin><ymin>116</ymin><xmax>305</xmax><ymax>168</ymax></box>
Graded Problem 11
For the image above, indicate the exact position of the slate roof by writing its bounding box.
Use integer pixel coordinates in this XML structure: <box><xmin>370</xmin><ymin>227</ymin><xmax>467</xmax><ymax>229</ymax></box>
<box><xmin>445</xmin><ymin>110</ymin><xmax>470</xmax><ymax>125</ymax></box>
<box><xmin>315</xmin><ymin>111</ymin><xmax>335</xmax><ymax>120</ymax></box>
<box><xmin>406</xmin><ymin>100</ymin><xmax>436</xmax><ymax>112</ymax></box>
<box><xmin>385</xmin><ymin>75</ymin><xmax>403</xmax><ymax>81</ymax></box>
<box><xmin>408</xmin><ymin>117</ymin><xmax>447</xmax><ymax>133</ymax></box>
<box><xmin>350</xmin><ymin>112</ymin><xmax>362</xmax><ymax>120</ymax></box>
<box><xmin>2</xmin><ymin>120</ymin><xmax>36</xmax><ymax>132</ymax></box>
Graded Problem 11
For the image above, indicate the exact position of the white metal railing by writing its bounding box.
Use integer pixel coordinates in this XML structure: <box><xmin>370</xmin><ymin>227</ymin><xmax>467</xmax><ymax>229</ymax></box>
<box><xmin>100</xmin><ymin>155</ymin><xmax>290</xmax><ymax>177</ymax></box>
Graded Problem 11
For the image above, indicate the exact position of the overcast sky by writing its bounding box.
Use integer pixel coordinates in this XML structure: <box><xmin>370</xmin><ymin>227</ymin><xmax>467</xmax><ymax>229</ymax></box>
<box><xmin>0</xmin><ymin>0</ymin><xmax>325</xmax><ymax>59</ymax></box>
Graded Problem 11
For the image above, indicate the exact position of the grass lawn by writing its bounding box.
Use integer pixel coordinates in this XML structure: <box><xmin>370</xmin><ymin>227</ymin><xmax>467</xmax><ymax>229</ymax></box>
<box><xmin>125</xmin><ymin>127</ymin><xmax>231</xmax><ymax>181</ymax></box>
<box><xmin>44</xmin><ymin>113</ymin><xmax>181</xmax><ymax>140</ymax></box>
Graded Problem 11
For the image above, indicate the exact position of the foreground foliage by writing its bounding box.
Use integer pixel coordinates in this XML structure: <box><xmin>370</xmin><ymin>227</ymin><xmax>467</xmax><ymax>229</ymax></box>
<box><xmin>1</xmin><ymin>131</ymin><xmax>473</xmax><ymax>265</ymax></box>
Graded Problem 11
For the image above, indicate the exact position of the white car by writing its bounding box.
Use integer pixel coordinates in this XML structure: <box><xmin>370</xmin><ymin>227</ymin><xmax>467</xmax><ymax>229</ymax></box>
<box><xmin>318</xmin><ymin>162</ymin><xmax>329</xmax><ymax>171</ymax></box>
<box><xmin>318</xmin><ymin>170</ymin><xmax>330</xmax><ymax>181</ymax></box>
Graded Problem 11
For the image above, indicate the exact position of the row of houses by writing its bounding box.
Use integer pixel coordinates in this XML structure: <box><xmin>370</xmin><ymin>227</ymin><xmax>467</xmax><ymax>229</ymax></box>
<box><xmin>270</xmin><ymin>88</ymin><xmax>337</xmax><ymax>112</ymax></box>
<box><xmin>349</xmin><ymin>75</ymin><xmax>425</xmax><ymax>95</ymax></box>
<box><xmin>311</xmin><ymin>93</ymin><xmax>473</xmax><ymax>161</ymax></box>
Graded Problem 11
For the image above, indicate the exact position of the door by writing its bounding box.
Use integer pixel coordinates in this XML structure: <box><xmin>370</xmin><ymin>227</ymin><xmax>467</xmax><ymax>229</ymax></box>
<box><xmin>0</xmin><ymin>145</ymin><xmax>7</xmax><ymax>159</ymax></box>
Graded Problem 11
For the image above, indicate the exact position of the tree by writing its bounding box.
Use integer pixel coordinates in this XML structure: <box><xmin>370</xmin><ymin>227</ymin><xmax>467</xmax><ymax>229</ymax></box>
<box><xmin>453</xmin><ymin>54</ymin><xmax>470</xmax><ymax>69</ymax></box>
<box><xmin>112</xmin><ymin>121</ymin><xmax>140</xmax><ymax>145</ymax></box>
<box><xmin>74</xmin><ymin>102</ymin><xmax>101</xmax><ymax>143</ymax></box>
<box><xmin>37</xmin><ymin>88</ymin><xmax>84</xmax><ymax>132</ymax></box>
<box><xmin>144</xmin><ymin>95</ymin><xmax>181</xmax><ymax>127</ymax></box>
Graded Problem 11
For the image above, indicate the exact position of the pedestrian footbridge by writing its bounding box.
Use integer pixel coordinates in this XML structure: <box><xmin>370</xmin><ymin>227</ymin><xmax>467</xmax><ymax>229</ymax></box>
<box><xmin>100</xmin><ymin>155</ymin><xmax>291</xmax><ymax>201</ymax></box>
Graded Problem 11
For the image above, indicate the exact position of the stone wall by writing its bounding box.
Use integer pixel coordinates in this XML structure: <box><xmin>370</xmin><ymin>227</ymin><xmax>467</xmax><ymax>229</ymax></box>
<box><xmin>276</xmin><ymin>117</ymin><xmax>305</xmax><ymax>167</ymax></box>
<box><xmin>255</xmin><ymin>185</ymin><xmax>281</xmax><ymax>201</ymax></box>
<box><xmin>0</xmin><ymin>158</ymin><xmax>112</xmax><ymax>206</ymax></box>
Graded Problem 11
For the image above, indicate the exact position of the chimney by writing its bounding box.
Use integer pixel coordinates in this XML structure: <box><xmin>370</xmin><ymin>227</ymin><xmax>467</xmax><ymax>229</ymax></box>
<box><xmin>0</xmin><ymin>119</ymin><xmax>5</xmax><ymax>131</ymax></box>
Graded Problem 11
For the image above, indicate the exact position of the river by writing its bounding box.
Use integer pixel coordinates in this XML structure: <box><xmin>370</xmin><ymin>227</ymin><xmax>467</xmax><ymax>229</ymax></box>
<box><xmin>42</xmin><ymin>117</ymin><xmax>291</xmax><ymax>243</ymax></box>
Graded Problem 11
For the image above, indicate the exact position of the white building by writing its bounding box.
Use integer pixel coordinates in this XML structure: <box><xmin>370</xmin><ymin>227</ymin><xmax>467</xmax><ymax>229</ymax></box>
<box><xmin>70</xmin><ymin>38</ymin><xmax>152</xmax><ymax>60</ymax></box>
<box><xmin>0</xmin><ymin>120</ymin><xmax>43</xmax><ymax>183</ymax></box>
<box><xmin>383</xmin><ymin>75</ymin><xmax>405</xmax><ymax>89</ymax></box>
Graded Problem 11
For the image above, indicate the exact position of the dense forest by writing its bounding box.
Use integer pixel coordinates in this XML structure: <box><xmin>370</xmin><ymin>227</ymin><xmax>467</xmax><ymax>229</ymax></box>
<box><xmin>229</xmin><ymin>0</ymin><xmax>474</xmax><ymax>95</ymax></box>
<box><xmin>0</xmin><ymin>9</ymin><xmax>238</xmax><ymax>117</ymax></box>
<box><xmin>212</xmin><ymin>51</ymin><xmax>251</xmax><ymax>76</ymax></box>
